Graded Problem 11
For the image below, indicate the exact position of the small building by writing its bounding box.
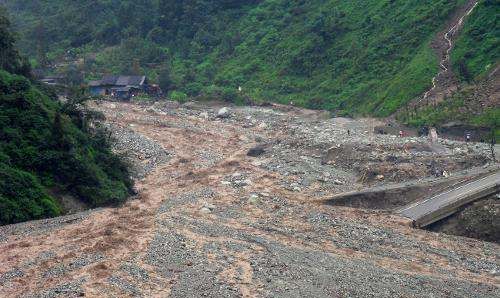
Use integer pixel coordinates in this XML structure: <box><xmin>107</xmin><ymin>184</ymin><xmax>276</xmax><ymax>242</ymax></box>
<box><xmin>88</xmin><ymin>75</ymin><xmax>148</xmax><ymax>100</ymax></box>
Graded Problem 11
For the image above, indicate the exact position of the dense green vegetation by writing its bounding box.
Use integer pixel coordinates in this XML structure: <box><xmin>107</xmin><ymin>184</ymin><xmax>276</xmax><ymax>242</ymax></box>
<box><xmin>0</xmin><ymin>71</ymin><xmax>134</xmax><ymax>225</ymax></box>
<box><xmin>406</xmin><ymin>0</ymin><xmax>499</xmax><ymax>134</ymax></box>
<box><xmin>0</xmin><ymin>10</ymin><xmax>133</xmax><ymax>225</ymax></box>
<box><xmin>7</xmin><ymin>0</ymin><xmax>496</xmax><ymax>117</ymax></box>
<box><xmin>451</xmin><ymin>0</ymin><xmax>500</xmax><ymax>81</ymax></box>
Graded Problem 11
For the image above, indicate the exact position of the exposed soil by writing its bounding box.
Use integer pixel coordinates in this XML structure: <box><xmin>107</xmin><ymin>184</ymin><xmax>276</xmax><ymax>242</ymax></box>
<box><xmin>428</xmin><ymin>195</ymin><xmax>500</xmax><ymax>244</ymax></box>
<box><xmin>418</xmin><ymin>0</ymin><xmax>479</xmax><ymax>105</ymax></box>
<box><xmin>0</xmin><ymin>101</ymin><xmax>498</xmax><ymax>297</ymax></box>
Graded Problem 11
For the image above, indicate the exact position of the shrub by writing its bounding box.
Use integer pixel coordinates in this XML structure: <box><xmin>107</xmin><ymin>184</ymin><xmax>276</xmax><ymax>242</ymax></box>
<box><xmin>169</xmin><ymin>90</ymin><xmax>188</xmax><ymax>103</ymax></box>
<box><xmin>0</xmin><ymin>70</ymin><xmax>134</xmax><ymax>225</ymax></box>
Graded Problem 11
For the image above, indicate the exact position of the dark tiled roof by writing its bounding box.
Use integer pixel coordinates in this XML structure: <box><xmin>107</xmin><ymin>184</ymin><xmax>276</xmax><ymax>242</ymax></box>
<box><xmin>91</xmin><ymin>75</ymin><xmax>146</xmax><ymax>87</ymax></box>
<box><xmin>101</xmin><ymin>75</ymin><xmax>120</xmax><ymax>85</ymax></box>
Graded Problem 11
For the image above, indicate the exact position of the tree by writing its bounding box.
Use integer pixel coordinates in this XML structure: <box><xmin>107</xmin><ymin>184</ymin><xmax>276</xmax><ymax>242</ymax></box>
<box><xmin>458</xmin><ymin>60</ymin><xmax>472</xmax><ymax>82</ymax></box>
<box><xmin>158</xmin><ymin>65</ymin><xmax>174</xmax><ymax>92</ymax></box>
<box><xmin>34</xmin><ymin>22</ymin><xmax>50</xmax><ymax>68</ymax></box>
<box><xmin>0</xmin><ymin>8</ymin><xmax>30</xmax><ymax>76</ymax></box>
<box><xmin>131</xmin><ymin>58</ymin><xmax>141</xmax><ymax>75</ymax></box>
<box><xmin>61</xmin><ymin>65</ymin><xmax>84</xmax><ymax>86</ymax></box>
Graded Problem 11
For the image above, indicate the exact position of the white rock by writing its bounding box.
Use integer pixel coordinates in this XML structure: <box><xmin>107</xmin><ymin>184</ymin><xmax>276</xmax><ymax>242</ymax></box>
<box><xmin>200</xmin><ymin>207</ymin><xmax>212</xmax><ymax>214</ymax></box>
<box><xmin>217</xmin><ymin>107</ymin><xmax>230</xmax><ymax>118</ymax></box>
<box><xmin>234</xmin><ymin>179</ymin><xmax>252</xmax><ymax>187</ymax></box>
<box><xmin>248</xmin><ymin>194</ymin><xmax>260</xmax><ymax>205</ymax></box>
<box><xmin>290</xmin><ymin>183</ymin><xmax>302</xmax><ymax>192</ymax></box>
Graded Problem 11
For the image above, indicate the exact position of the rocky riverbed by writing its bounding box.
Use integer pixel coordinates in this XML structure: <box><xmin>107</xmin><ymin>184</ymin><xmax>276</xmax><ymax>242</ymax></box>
<box><xmin>0</xmin><ymin>100</ymin><xmax>498</xmax><ymax>297</ymax></box>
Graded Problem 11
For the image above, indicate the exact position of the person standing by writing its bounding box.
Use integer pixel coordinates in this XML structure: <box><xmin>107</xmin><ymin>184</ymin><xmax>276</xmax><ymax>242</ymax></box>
<box><xmin>465</xmin><ymin>133</ymin><xmax>471</xmax><ymax>142</ymax></box>
<box><xmin>429</xmin><ymin>127</ymin><xmax>438</xmax><ymax>144</ymax></box>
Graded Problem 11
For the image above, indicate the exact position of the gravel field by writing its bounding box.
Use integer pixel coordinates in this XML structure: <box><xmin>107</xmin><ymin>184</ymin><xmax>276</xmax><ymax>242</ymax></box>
<box><xmin>0</xmin><ymin>101</ymin><xmax>498</xmax><ymax>297</ymax></box>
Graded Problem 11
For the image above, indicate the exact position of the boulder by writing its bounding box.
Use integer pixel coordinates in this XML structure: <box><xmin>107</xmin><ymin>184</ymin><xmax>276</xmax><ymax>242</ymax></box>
<box><xmin>248</xmin><ymin>194</ymin><xmax>260</xmax><ymax>205</ymax></box>
<box><xmin>247</xmin><ymin>145</ymin><xmax>266</xmax><ymax>157</ymax></box>
<box><xmin>217</xmin><ymin>107</ymin><xmax>230</xmax><ymax>118</ymax></box>
<box><xmin>200</xmin><ymin>111</ymin><xmax>209</xmax><ymax>119</ymax></box>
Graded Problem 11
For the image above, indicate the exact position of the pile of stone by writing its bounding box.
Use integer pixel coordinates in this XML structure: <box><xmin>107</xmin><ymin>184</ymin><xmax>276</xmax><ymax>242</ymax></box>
<box><xmin>106</xmin><ymin>124</ymin><xmax>171</xmax><ymax>179</ymax></box>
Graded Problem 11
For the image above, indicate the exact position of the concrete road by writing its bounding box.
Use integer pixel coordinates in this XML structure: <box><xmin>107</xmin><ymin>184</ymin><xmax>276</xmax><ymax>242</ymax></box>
<box><xmin>398</xmin><ymin>171</ymin><xmax>500</xmax><ymax>227</ymax></box>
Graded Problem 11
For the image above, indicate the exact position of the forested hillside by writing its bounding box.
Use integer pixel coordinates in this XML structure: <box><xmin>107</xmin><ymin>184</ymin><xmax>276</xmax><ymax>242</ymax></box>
<box><xmin>451</xmin><ymin>0</ymin><xmax>499</xmax><ymax>81</ymax></box>
<box><xmin>2</xmin><ymin>0</ymin><xmax>498</xmax><ymax>117</ymax></box>
<box><xmin>0</xmin><ymin>9</ymin><xmax>133</xmax><ymax>225</ymax></box>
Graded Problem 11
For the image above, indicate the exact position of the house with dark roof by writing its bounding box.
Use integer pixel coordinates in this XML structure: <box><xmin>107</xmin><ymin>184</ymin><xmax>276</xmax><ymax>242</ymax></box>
<box><xmin>88</xmin><ymin>75</ymin><xmax>148</xmax><ymax>100</ymax></box>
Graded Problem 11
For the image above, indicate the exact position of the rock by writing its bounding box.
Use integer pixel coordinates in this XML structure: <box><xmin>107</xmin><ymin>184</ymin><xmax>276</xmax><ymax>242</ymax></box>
<box><xmin>248</xmin><ymin>194</ymin><xmax>260</xmax><ymax>205</ymax></box>
<box><xmin>333</xmin><ymin>179</ymin><xmax>344</xmax><ymax>185</ymax></box>
<box><xmin>234</xmin><ymin>179</ymin><xmax>252</xmax><ymax>187</ymax></box>
<box><xmin>203</xmin><ymin>203</ymin><xmax>216</xmax><ymax>211</ymax></box>
<box><xmin>221</xmin><ymin>181</ymin><xmax>232</xmax><ymax>186</ymax></box>
<box><xmin>247</xmin><ymin>145</ymin><xmax>266</xmax><ymax>157</ymax></box>
<box><xmin>200</xmin><ymin>207</ymin><xmax>212</xmax><ymax>214</ymax></box>
<box><xmin>200</xmin><ymin>112</ymin><xmax>209</xmax><ymax>119</ymax></box>
<box><xmin>290</xmin><ymin>183</ymin><xmax>302</xmax><ymax>192</ymax></box>
<box><xmin>258</xmin><ymin>122</ymin><xmax>268</xmax><ymax>129</ymax></box>
<box><xmin>217</xmin><ymin>107</ymin><xmax>230</xmax><ymax>118</ymax></box>
<box><xmin>376</xmin><ymin>175</ymin><xmax>385</xmax><ymax>181</ymax></box>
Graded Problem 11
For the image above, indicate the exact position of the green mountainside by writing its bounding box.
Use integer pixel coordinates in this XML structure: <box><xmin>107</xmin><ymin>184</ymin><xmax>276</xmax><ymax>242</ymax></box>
<box><xmin>451</xmin><ymin>0</ymin><xmax>499</xmax><ymax>81</ymax></box>
<box><xmin>0</xmin><ymin>9</ymin><xmax>133</xmax><ymax>225</ymax></box>
<box><xmin>1</xmin><ymin>0</ymin><xmax>498</xmax><ymax>116</ymax></box>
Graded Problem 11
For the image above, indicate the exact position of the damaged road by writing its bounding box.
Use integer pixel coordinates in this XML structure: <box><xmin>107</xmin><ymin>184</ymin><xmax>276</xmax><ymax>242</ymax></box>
<box><xmin>0</xmin><ymin>101</ymin><xmax>498</xmax><ymax>297</ymax></box>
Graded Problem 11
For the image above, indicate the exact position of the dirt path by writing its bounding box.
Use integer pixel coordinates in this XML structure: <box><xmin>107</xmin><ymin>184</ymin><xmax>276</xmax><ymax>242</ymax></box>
<box><xmin>419</xmin><ymin>0</ymin><xmax>479</xmax><ymax>105</ymax></box>
<box><xmin>0</xmin><ymin>101</ymin><xmax>498</xmax><ymax>297</ymax></box>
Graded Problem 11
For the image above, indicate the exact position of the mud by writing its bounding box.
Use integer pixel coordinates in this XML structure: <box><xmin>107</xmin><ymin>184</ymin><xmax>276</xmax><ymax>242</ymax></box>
<box><xmin>0</xmin><ymin>101</ymin><xmax>498</xmax><ymax>297</ymax></box>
